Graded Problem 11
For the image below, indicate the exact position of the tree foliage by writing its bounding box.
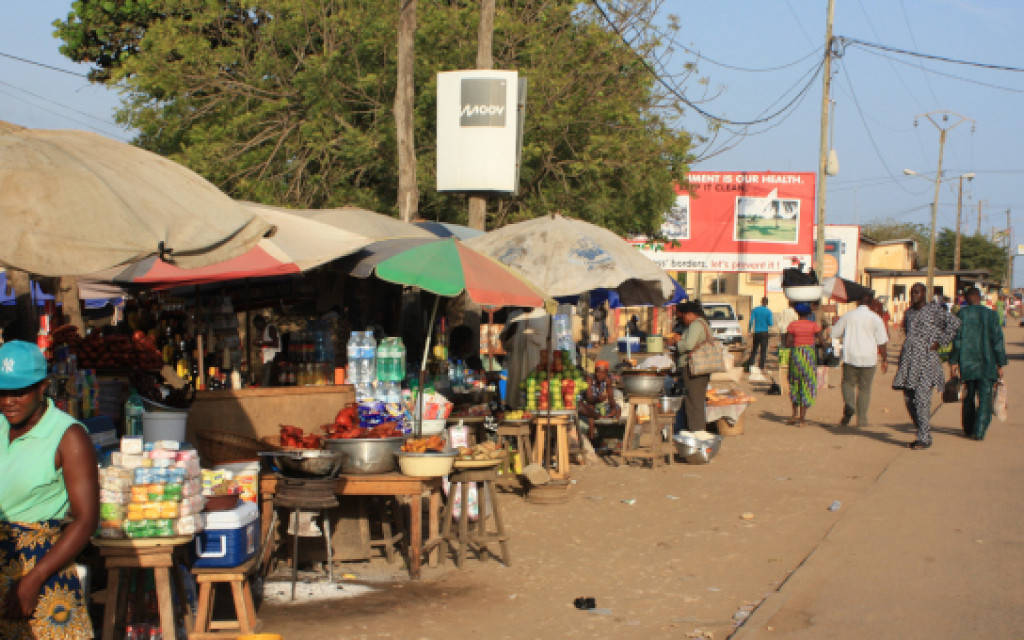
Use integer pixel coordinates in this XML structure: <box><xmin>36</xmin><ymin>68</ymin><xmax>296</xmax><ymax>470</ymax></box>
<box><xmin>934</xmin><ymin>229</ymin><xmax>1008</xmax><ymax>278</ymax></box>
<box><xmin>54</xmin><ymin>0</ymin><xmax>693</xmax><ymax>234</ymax></box>
<box><xmin>861</xmin><ymin>221</ymin><xmax>929</xmax><ymax>268</ymax></box>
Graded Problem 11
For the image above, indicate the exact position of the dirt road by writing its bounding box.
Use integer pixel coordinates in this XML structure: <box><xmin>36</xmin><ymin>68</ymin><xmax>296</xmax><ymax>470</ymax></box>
<box><xmin>260</xmin><ymin>326</ymin><xmax>1024</xmax><ymax>639</ymax></box>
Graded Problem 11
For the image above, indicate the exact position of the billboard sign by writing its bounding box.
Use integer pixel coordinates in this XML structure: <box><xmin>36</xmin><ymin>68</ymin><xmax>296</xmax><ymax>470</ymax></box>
<box><xmin>637</xmin><ymin>171</ymin><xmax>816</xmax><ymax>272</ymax></box>
<box><xmin>437</xmin><ymin>70</ymin><xmax>524</xmax><ymax>192</ymax></box>
<box><xmin>813</xmin><ymin>224</ymin><xmax>859</xmax><ymax>281</ymax></box>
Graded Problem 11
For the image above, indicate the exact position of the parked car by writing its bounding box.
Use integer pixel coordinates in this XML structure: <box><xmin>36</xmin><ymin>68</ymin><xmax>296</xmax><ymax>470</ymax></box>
<box><xmin>702</xmin><ymin>302</ymin><xmax>744</xmax><ymax>347</ymax></box>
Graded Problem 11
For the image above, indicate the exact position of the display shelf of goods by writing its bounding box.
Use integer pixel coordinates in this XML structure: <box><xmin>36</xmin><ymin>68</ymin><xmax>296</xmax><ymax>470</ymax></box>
<box><xmin>53</xmin><ymin>326</ymin><xmax>164</xmax><ymax>371</ymax></box>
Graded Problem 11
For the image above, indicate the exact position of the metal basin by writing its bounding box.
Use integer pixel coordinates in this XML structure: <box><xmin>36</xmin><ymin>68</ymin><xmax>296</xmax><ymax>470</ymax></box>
<box><xmin>259</xmin><ymin>450</ymin><xmax>345</xmax><ymax>478</ymax></box>
<box><xmin>324</xmin><ymin>437</ymin><xmax>405</xmax><ymax>474</ymax></box>
<box><xmin>621</xmin><ymin>369</ymin><xmax>670</xmax><ymax>397</ymax></box>
<box><xmin>659</xmin><ymin>395</ymin><xmax>683</xmax><ymax>413</ymax></box>
<box><xmin>672</xmin><ymin>431</ymin><xmax>722</xmax><ymax>464</ymax></box>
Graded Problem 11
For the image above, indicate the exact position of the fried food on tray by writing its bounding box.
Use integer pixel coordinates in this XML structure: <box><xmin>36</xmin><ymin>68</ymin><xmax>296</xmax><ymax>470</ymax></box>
<box><xmin>401</xmin><ymin>435</ymin><xmax>446</xmax><ymax>453</ymax></box>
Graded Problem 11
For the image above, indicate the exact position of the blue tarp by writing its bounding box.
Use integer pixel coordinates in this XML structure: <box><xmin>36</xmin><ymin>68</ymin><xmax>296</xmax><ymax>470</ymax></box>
<box><xmin>0</xmin><ymin>272</ymin><xmax>54</xmax><ymax>307</ymax></box>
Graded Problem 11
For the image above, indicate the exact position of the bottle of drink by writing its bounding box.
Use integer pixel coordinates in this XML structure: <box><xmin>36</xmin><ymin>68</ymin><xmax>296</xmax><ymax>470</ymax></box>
<box><xmin>346</xmin><ymin>331</ymin><xmax>361</xmax><ymax>384</ymax></box>
<box><xmin>395</xmin><ymin>338</ymin><xmax>407</xmax><ymax>382</ymax></box>
<box><xmin>362</xmin><ymin>330</ymin><xmax>377</xmax><ymax>383</ymax></box>
<box><xmin>376</xmin><ymin>338</ymin><xmax>389</xmax><ymax>382</ymax></box>
<box><xmin>125</xmin><ymin>391</ymin><xmax>145</xmax><ymax>437</ymax></box>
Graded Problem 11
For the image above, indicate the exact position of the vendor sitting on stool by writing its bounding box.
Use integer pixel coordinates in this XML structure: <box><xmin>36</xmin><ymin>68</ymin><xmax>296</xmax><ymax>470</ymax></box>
<box><xmin>578</xmin><ymin>360</ymin><xmax>621</xmax><ymax>441</ymax></box>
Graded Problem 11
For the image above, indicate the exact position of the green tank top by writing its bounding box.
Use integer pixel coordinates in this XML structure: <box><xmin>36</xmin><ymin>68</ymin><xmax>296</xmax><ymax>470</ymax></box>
<box><xmin>0</xmin><ymin>399</ymin><xmax>80</xmax><ymax>522</ymax></box>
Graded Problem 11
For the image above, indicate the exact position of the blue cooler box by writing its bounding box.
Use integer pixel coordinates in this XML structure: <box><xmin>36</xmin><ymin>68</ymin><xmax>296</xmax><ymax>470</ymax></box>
<box><xmin>194</xmin><ymin>501</ymin><xmax>258</xmax><ymax>568</ymax></box>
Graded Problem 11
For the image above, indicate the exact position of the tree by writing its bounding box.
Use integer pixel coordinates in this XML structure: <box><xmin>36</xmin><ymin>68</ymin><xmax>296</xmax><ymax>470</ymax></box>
<box><xmin>54</xmin><ymin>0</ymin><xmax>693</xmax><ymax>234</ymax></box>
<box><xmin>934</xmin><ymin>229</ymin><xmax>1007</xmax><ymax>278</ymax></box>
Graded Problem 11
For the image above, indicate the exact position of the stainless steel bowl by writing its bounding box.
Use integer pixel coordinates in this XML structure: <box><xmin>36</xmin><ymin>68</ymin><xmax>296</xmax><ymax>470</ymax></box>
<box><xmin>259</xmin><ymin>450</ymin><xmax>346</xmax><ymax>478</ymax></box>
<box><xmin>672</xmin><ymin>431</ymin><xmax>722</xmax><ymax>464</ymax></box>
<box><xmin>324</xmin><ymin>437</ymin><xmax>405</xmax><ymax>474</ymax></box>
<box><xmin>621</xmin><ymin>369</ymin><xmax>670</xmax><ymax>397</ymax></box>
<box><xmin>659</xmin><ymin>395</ymin><xmax>683</xmax><ymax>413</ymax></box>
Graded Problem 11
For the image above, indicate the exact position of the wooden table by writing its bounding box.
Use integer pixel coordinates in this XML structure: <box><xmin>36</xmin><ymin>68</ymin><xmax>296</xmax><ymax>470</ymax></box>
<box><xmin>259</xmin><ymin>473</ymin><xmax>442</xmax><ymax>579</ymax></box>
<box><xmin>92</xmin><ymin>536</ymin><xmax>193</xmax><ymax>640</ymax></box>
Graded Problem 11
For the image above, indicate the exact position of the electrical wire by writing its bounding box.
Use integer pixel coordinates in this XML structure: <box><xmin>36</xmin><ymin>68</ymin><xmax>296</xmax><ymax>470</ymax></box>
<box><xmin>0</xmin><ymin>86</ymin><xmax>126</xmax><ymax>138</ymax></box>
<box><xmin>852</xmin><ymin>46</ymin><xmax>1024</xmax><ymax>93</ymax></box>
<box><xmin>0</xmin><ymin>51</ymin><xmax>89</xmax><ymax>78</ymax></box>
<box><xmin>838</xmin><ymin>62</ymin><xmax>927</xmax><ymax>196</ymax></box>
<box><xmin>839</xmin><ymin>36</ymin><xmax>1024</xmax><ymax>73</ymax></box>
<box><xmin>0</xmin><ymin>79</ymin><xmax>120</xmax><ymax>128</ymax></box>
<box><xmin>590</xmin><ymin>0</ymin><xmax>824</xmax><ymax>127</ymax></box>
<box><xmin>644</xmin><ymin>24</ymin><xmax>820</xmax><ymax>74</ymax></box>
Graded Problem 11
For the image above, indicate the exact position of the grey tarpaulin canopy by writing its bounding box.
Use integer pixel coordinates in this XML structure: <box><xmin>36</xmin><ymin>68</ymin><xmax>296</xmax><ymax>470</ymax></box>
<box><xmin>0</xmin><ymin>121</ymin><xmax>273</xmax><ymax>276</ymax></box>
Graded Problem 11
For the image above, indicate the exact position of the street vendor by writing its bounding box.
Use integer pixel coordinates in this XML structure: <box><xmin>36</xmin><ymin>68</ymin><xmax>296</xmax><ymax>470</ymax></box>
<box><xmin>578</xmin><ymin>360</ymin><xmax>621</xmax><ymax>440</ymax></box>
<box><xmin>0</xmin><ymin>341</ymin><xmax>98</xmax><ymax>638</ymax></box>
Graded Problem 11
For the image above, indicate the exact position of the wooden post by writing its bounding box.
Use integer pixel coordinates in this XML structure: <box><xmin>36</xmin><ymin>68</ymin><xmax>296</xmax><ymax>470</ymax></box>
<box><xmin>467</xmin><ymin>0</ymin><xmax>496</xmax><ymax>231</ymax></box>
<box><xmin>6</xmin><ymin>269</ymin><xmax>38</xmax><ymax>341</ymax></box>
<box><xmin>57</xmin><ymin>277</ymin><xmax>85</xmax><ymax>333</ymax></box>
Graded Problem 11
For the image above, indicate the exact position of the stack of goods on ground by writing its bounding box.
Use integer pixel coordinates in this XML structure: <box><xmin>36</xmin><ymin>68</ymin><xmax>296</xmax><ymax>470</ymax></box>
<box><xmin>99</xmin><ymin>438</ymin><xmax>204</xmax><ymax>538</ymax></box>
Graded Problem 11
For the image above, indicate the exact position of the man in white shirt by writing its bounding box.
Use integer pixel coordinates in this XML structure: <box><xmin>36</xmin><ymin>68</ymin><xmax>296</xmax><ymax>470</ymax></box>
<box><xmin>831</xmin><ymin>293</ymin><xmax>889</xmax><ymax>428</ymax></box>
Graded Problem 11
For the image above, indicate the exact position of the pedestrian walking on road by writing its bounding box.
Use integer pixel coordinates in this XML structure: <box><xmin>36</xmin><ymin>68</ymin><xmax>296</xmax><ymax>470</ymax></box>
<box><xmin>832</xmin><ymin>293</ymin><xmax>889</xmax><ymax>428</ymax></box>
<box><xmin>950</xmin><ymin>287</ymin><xmax>1007</xmax><ymax>441</ymax></box>
<box><xmin>892</xmin><ymin>283</ymin><xmax>961</xmax><ymax>450</ymax></box>
<box><xmin>744</xmin><ymin>297</ymin><xmax>773</xmax><ymax>372</ymax></box>
<box><xmin>784</xmin><ymin>303</ymin><xmax>823</xmax><ymax>426</ymax></box>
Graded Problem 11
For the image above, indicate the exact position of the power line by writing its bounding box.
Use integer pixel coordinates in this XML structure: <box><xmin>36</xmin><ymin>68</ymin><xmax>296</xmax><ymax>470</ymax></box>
<box><xmin>0</xmin><ymin>51</ymin><xmax>88</xmax><ymax>79</ymax></box>
<box><xmin>590</xmin><ymin>0</ymin><xmax>824</xmax><ymax>127</ymax></box>
<box><xmin>0</xmin><ymin>79</ymin><xmax>120</xmax><ymax>128</ymax></box>
<box><xmin>0</xmin><ymin>86</ymin><xmax>125</xmax><ymax>138</ymax></box>
<box><xmin>852</xmin><ymin>46</ymin><xmax>1024</xmax><ymax>94</ymax></box>
<box><xmin>651</xmin><ymin>27</ymin><xmax>820</xmax><ymax>73</ymax></box>
<box><xmin>838</xmin><ymin>63</ymin><xmax>926</xmax><ymax>196</ymax></box>
<box><xmin>839</xmin><ymin>36</ymin><xmax>1024</xmax><ymax>73</ymax></box>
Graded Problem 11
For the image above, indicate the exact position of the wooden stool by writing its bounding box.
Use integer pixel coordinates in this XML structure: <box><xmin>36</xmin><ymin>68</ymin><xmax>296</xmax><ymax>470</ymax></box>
<box><xmin>497</xmin><ymin>423</ymin><xmax>532</xmax><ymax>475</ymax></box>
<box><xmin>532</xmin><ymin>415</ymin><xmax>571</xmax><ymax>480</ymax></box>
<box><xmin>622</xmin><ymin>396</ymin><xmax>674</xmax><ymax>467</ymax></box>
<box><xmin>94</xmin><ymin>536</ymin><xmax>192</xmax><ymax>640</ymax></box>
<box><xmin>190</xmin><ymin>557</ymin><xmax>257</xmax><ymax>639</ymax></box>
<box><xmin>434</xmin><ymin>466</ymin><xmax>510</xmax><ymax>567</ymax></box>
<box><xmin>367</xmin><ymin>496</ymin><xmax>404</xmax><ymax>564</ymax></box>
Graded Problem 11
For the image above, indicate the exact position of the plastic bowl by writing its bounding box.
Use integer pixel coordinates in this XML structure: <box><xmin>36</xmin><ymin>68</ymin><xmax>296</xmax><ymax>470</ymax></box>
<box><xmin>395</xmin><ymin>450</ymin><xmax>457</xmax><ymax>477</ymax></box>
<box><xmin>783</xmin><ymin>285</ymin><xmax>823</xmax><ymax>302</ymax></box>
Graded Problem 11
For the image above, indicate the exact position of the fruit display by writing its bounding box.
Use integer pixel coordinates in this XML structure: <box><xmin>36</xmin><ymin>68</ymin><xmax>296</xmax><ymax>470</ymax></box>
<box><xmin>521</xmin><ymin>350</ymin><xmax>588</xmax><ymax>413</ymax></box>
<box><xmin>54</xmin><ymin>326</ymin><xmax>164</xmax><ymax>371</ymax></box>
<box><xmin>500</xmin><ymin>410</ymin><xmax>533</xmax><ymax>421</ymax></box>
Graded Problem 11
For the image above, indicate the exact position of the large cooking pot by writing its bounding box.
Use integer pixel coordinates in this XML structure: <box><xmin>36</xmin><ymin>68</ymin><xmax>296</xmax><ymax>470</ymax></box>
<box><xmin>324</xmin><ymin>437</ymin><xmax>405</xmax><ymax>474</ymax></box>
<box><xmin>620</xmin><ymin>369</ymin><xmax>670</xmax><ymax>397</ymax></box>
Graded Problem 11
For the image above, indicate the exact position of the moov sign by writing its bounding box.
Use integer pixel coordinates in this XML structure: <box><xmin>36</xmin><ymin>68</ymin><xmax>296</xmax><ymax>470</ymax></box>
<box><xmin>460</xmin><ymin>78</ymin><xmax>507</xmax><ymax>127</ymax></box>
<box><xmin>437</xmin><ymin>70</ymin><xmax>526</xmax><ymax>192</ymax></box>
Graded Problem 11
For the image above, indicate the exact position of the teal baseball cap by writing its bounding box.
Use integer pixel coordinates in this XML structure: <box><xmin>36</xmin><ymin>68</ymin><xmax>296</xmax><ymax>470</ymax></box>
<box><xmin>0</xmin><ymin>341</ymin><xmax>48</xmax><ymax>390</ymax></box>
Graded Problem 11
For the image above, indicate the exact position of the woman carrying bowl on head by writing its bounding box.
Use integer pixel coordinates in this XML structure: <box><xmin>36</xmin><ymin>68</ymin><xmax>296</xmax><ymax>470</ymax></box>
<box><xmin>784</xmin><ymin>303</ymin><xmax>825</xmax><ymax>426</ymax></box>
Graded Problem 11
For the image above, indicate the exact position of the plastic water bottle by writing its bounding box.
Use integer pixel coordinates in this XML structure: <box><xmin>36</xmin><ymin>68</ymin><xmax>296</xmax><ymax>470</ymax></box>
<box><xmin>395</xmin><ymin>338</ymin><xmax>407</xmax><ymax>381</ymax></box>
<box><xmin>361</xmin><ymin>331</ymin><xmax>377</xmax><ymax>383</ymax></box>
<box><xmin>346</xmin><ymin>332</ymin><xmax>362</xmax><ymax>384</ymax></box>
<box><xmin>124</xmin><ymin>391</ymin><xmax>145</xmax><ymax>437</ymax></box>
<box><xmin>377</xmin><ymin>338</ymin><xmax>395</xmax><ymax>382</ymax></box>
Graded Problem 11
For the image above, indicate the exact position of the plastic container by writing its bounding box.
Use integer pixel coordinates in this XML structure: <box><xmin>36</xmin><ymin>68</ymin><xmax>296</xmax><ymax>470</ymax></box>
<box><xmin>141</xmin><ymin>411</ymin><xmax>188</xmax><ymax>443</ymax></box>
<box><xmin>346</xmin><ymin>331</ymin><xmax>361</xmax><ymax>384</ymax></box>
<box><xmin>396</xmin><ymin>450</ymin><xmax>457</xmax><ymax>477</ymax></box>
<box><xmin>194</xmin><ymin>501</ymin><xmax>258</xmax><ymax>568</ymax></box>
<box><xmin>646</xmin><ymin>335</ymin><xmax>664</xmax><ymax>353</ymax></box>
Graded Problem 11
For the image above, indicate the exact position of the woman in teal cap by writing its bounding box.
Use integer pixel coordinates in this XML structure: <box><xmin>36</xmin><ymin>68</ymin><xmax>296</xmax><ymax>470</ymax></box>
<box><xmin>0</xmin><ymin>340</ymin><xmax>98</xmax><ymax>638</ymax></box>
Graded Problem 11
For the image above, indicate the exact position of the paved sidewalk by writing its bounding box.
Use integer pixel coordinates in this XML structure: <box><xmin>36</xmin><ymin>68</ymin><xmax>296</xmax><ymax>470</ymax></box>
<box><xmin>734</xmin><ymin>326</ymin><xmax>1024</xmax><ymax>639</ymax></box>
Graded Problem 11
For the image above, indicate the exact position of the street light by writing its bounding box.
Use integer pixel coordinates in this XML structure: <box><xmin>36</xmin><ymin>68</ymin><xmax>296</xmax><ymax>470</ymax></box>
<box><xmin>905</xmin><ymin>168</ymin><xmax>974</xmax><ymax>270</ymax></box>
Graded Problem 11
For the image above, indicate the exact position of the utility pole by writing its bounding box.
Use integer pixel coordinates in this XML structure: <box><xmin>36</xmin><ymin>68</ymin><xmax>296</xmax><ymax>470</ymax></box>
<box><xmin>394</xmin><ymin>0</ymin><xmax>418</xmax><ymax>222</ymax></box>
<box><xmin>1006</xmin><ymin>208</ymin><xmax>1013</xmax><ymax>292</ymax></box>
<box><xmin>953</xmin><ymin>173</ymin><xmax>974</xmax><ymax>272</ymax></box>
<box><xmin>467</xmin><ymin>0</ymin><xmax>496</xmax><ymax>231</ymax></box>
<box><xmin>977</xmin><ymin>199</ymin><xmax>983</xmax><ymax>236</ymax></box>
<box><xmin>915</xmin><ymin>110</ymin><xmax>972</xmax><ymax>296</ymax></box>
<box><xmin>814</xmin><ymin>0</ymin><xmax>836</xmax><ymax>283</ymax></box>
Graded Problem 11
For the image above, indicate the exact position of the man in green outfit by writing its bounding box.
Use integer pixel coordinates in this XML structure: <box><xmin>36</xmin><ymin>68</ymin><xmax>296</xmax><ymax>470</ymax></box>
<box><xmin>950</xmin><ymin>287</ymin><xmax>1007</xmax><ymax>440</ymax></box>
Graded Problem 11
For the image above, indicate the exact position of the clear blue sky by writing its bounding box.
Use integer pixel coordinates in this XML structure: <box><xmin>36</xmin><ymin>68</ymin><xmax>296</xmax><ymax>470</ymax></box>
<box><xmin>2</xmin><ymin>0</ymin><xmax>1022</xmax><ymax>283</ymax></box>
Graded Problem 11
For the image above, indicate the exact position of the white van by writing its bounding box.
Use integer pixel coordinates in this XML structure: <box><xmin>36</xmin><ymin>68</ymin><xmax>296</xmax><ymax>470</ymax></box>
<box><xmin>701</xmin><ymin>302</ymin><xmax>744</xmax><ymax>347</ymax></box>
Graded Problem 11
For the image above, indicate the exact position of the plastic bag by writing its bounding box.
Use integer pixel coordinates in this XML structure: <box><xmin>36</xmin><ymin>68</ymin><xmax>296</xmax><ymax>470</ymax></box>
<box><xmin>993</xmin><ymin>380</ymin><xmax>1008</xmax><ymax>422</ymax></box>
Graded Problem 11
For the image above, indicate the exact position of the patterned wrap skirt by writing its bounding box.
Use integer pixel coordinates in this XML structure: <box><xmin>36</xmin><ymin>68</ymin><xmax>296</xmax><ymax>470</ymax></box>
<box><xmin>788</xmin><ymin>346</ymin><xmax>817</xmax><ymax>408</ymax></box>
<box><xmin>0</xmin><ymin>521</ymin><xmax>93</xmax><ymax>639</ymax></box>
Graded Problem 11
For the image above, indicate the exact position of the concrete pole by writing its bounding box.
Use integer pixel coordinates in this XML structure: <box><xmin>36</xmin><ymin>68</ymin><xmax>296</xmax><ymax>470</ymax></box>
<box><xmin>954</xmin><ymin>175</ymin><xmax>965</xmax><ymax>272</ymax></box>
<box><xmin>977</xmin><ymin>200</ymin><xmax>983</xmax><ymax>236</ymax></box>
<box><xmin>926</xmin><ymin>128</ymin><xmax>946</xmax><ymax>297</ymax></box>
<box><xmin>814</xmin><ymin>0</ymin><xmax>836</xmax><ymax>283</ymax></box>
<box><xmin>1007</xmin><ymin>208</ymin><xmax>1013</xmax><ymax>292</ymax></box>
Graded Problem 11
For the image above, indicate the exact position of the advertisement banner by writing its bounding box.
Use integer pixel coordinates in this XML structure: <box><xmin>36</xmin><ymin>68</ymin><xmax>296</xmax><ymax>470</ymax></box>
<box><xmin>813</xmin><ymin>224</ymin><xmax>859</xmax><ymax>281</ymax></box>
<box><xmin>635</xmin><ymin>171</ymin><xmax>815</xmax><ymax>273</ymax></box>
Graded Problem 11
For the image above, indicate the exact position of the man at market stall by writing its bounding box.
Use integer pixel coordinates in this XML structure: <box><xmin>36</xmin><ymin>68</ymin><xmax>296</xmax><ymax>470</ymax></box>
<box><xmin>892</xmin><ymin>283</ymin><xmax>961</xmax><ymax>449</ymax></box>
<box><xmin>832</xmin><ymin>292</ymin><xmax>889</xmax><ymax>429</ymax></box>
<box><xmin>674</xmin><ymin>301</ymin><xmax>712</xmax><ymax>432</ymax></box>
<box><xmin>578</xmin><ymin>360</ymin><xmax>620</xmax><ymax>440</ymax></box>
<box><xmin>949</xmin><ymin>287</ymin><xmax>1007</xmax><ymax>441</ymax></box>
<box><xmin>0</xmin><ymin>341</ymin><xmax>98</xmax><ymax>638</ymax></box>
<box><xmin>252</xmin><ymin>314</ymin><xmax>280</xmax><ymax>386</ymax></box>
